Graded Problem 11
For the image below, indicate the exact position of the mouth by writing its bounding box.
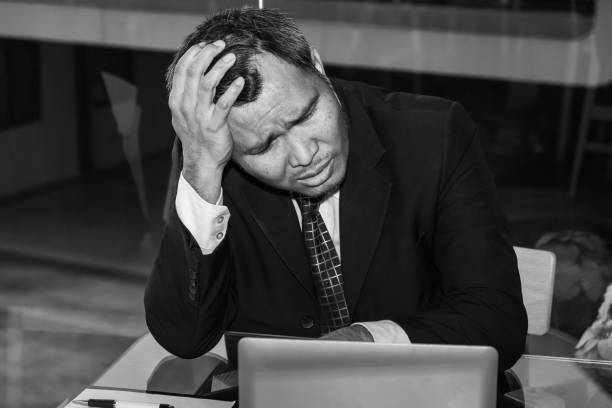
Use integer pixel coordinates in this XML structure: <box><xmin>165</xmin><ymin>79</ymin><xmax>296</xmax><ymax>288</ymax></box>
<box><xmin>296</xmin><ymin>157</ymin><xmax>334</xmax><ymax>187</ymax></box>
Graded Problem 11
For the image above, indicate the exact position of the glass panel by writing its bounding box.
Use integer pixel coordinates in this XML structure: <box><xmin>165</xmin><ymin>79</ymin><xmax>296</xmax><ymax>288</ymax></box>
<box><xmin>0</xmin><ymin>2</ymin><xmax>259</xmax><ymax>405</ymax></box>
<box><xmin>507</xmin><ymin>356</ymin><xmax>612</xmax><ymax>407</ymax></box>
<box><xmin>266</xmin><ymin>0</ymin><xmax>595</xmax><ymax>38</ymax></box>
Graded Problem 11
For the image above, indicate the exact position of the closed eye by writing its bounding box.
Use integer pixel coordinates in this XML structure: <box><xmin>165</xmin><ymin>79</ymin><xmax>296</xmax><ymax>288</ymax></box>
<box><xmin>244</xmin><ymin>93</ymin><xmax>319</xmax><ymax>156</ymax></box>
<box><xmin>252</xmin><ymin>134</ymin><xmax>281</xmax><ymax>155</ymax></box>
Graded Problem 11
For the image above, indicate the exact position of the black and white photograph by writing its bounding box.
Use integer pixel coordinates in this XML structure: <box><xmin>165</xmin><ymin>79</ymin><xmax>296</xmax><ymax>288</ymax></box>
<box><xmin>1</xmin><ymin>1</ymin><xmax>611</xmax><ymax>407</ymax></box>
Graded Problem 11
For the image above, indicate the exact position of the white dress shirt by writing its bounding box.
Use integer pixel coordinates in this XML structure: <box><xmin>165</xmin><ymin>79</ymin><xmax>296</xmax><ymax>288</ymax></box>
<box><xmin>175</xmin><ymin>172</ymin><xmax>410</xmax><ymax>344</ymax></box>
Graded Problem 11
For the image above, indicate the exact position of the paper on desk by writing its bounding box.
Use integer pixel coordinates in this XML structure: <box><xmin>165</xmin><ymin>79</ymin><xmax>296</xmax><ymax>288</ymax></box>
<box><xmin>65</xmin><ymin>387</ymin><xmax>234</xmax><ymax>408</ymax></box>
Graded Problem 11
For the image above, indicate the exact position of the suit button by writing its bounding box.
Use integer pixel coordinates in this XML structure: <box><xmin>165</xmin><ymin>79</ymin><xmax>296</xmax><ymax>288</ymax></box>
<box><xmin>301</xmin><ymin>315</ymin><xmax>315</xmax><ymax>329</ymax></box>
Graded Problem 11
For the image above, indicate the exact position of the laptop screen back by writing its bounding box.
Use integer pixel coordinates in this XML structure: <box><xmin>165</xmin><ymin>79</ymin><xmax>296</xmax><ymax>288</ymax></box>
<box><xmin>238</xmin><ymin>338</ymin><xmax>497</xmax><ymax>408</ymax></box>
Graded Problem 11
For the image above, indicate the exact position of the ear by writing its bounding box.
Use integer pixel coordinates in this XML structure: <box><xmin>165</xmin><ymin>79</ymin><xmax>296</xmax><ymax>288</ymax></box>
<box><xmin>310</xmin><ymin>48</ymin><xmax>326</xmax><ymax>76</ymax></box>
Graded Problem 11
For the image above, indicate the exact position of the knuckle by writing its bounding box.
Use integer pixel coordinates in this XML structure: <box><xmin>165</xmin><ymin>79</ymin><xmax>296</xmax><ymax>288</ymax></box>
<box><xmin>215</xmin><ymin>56</ymin><xmax>233</xmax><ymax>72</ymax></box>
<box><xmin>186</xmin><ymin>65</ymin><xmax>199</xmax><ymax>78</ymax></box>
<box><xmin>203</xmin><ymin>44</ymin><xmax>222</xmax><ymax>56</ymax></box>
<box><xmin>179</xmin><ymin>47</ymin><xmax>197</xmax><ymax>64</ymax></box>
<box><xmin>171</xmin><ymin>118</ymin><xmax>187</xmax><ymax>135</ymax></box>
<box><xmin>173</xmin><ymin>63</ymin><xmax>185</xmax><ymax>75</ymax></box>
<box><xmin>171</xmin><ymin>117</ymin><xmax>183</xmax><ymax>132</ymax></box>
<box><xmin>179</xmin><ymin>104</ymin><xmax>191</xmax><ymax>119</ymax></box>
<box><xmin>203</xmin><ymin>122</ymin><xmax>221</xmax><ymax>134</ymax></box>
<box><xmin>168</xmin><ymin>96</ymin><xmax>179</xmax><ymax>111</ymax></box>
<box><xmin>201</xmin><ymin>77</ymin><xmax>215</xmax><ymax>92</ymax></box>
<box><xmin>212</xmin><ymin>56</ymin><xmax>228</xmax><ymax>68</ymax></box>
<box><xmin>195</xmin><ymin>51</ymin><xmax>214</xmax><ymax>68</ymax></box>
<box><xmin>216</xmin><ymin>99</ymin><xmax>229</xmax><ymax>110</ymax></box>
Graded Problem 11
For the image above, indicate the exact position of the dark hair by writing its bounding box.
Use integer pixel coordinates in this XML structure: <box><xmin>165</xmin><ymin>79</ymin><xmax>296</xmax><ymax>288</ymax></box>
<box><xmin>166</xmin><ymin>7</ymin><xmax>320</xmax><ymax>106</ymax></box>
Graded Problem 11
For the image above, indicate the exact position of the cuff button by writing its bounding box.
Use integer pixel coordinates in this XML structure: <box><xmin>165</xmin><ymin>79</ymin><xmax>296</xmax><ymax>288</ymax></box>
<box><xmin>216</xmin><ymin>232</ymin><xmax>224</xmax><ymax>240</ymax></box>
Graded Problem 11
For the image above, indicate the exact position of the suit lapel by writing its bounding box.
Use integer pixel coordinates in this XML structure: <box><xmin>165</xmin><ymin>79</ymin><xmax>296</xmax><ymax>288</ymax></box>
<box><xmin>241</xmin><ymin>177</ymin><xmax>316</xmax><ymax>301</ymax></box>
<box><xmin>337</xmin><ymin>87</ymin><xmax>392</xmax><ymax>314</ymax></box>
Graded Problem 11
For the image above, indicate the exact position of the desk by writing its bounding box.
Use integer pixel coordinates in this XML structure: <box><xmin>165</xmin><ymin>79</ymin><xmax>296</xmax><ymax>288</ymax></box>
<box><xmin>79</xmin><ymin>334</ymin><xmax>612</xmax><ymax>408</ymax></box>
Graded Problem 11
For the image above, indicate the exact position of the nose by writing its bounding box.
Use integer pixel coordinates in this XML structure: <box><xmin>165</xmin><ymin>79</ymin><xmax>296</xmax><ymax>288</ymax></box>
<box><xmin>288</xmin><ymin>134</ymin><xmax>318</xmax><ymax>168</ymax></box>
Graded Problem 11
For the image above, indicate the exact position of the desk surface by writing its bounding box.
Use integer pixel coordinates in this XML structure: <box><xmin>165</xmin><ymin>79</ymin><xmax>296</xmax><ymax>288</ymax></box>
<box><xmin>88</xmin><ymin>334</ymin><xmax>612</xmax><ymax>408</ymax></box>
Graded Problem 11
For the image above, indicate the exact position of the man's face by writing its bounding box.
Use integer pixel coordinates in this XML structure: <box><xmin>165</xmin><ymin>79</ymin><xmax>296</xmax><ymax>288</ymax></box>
<box><xmin>227</xmin><ymin>52</ymin><xmax>349</xmax><ymax>197</ymax></box>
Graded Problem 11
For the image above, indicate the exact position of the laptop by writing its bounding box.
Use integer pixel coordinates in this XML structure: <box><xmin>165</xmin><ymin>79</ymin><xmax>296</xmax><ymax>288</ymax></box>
<box><xmin>238</xmin><ymin>338</ymin><xmax>498</xmax><ymax>408</ymax></box>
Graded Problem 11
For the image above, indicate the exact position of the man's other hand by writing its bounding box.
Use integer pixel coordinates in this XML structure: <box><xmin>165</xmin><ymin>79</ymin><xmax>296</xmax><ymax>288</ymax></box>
<box><xmin>320</xmin><ymin>325</ymin><xmax>374</xmax><ymax>342</ymax></box>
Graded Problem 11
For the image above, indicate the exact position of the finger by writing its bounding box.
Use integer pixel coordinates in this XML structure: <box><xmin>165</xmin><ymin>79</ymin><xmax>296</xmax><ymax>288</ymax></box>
<box><xmin>169</xmin><ymin>43</ymin><xmax>207</xmax><ymax>123</ymax></box>
<box><xmin>183</xmin><ymin>40</ymin><xmax>227</xmax><ymax>114</ymax></box>
<box><xmin>209</xmin><ymin>76</ymin><xmax>245</xmax><ymax>121</ymax></box>
<box><xmin>196</xmin><ymin>52</ymin><xmax>236</xmax><ymax>107</ymax></box>
<box><xmin>170</xmin><ymin>42</ymin><xmax>207</xmax><ymax>101</ymax></box>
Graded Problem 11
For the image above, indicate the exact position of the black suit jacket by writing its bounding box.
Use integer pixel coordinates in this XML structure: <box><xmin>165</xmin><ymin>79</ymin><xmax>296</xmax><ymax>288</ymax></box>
<box><xmin>145</xmin><ymin>78</ymin><xmax>527</xmax><ymax>371</ymax></box>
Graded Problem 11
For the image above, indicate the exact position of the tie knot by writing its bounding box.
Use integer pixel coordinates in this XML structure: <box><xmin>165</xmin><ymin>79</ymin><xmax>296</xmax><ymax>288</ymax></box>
<box><xmin>294</xmin><ymin>194</ymin><xmax>321</xmax><ymax>218</ymax></box>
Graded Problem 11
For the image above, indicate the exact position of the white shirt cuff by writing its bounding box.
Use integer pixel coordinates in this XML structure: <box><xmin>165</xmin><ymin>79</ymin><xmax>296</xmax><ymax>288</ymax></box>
<box><xmin>353</xmin><ymin>320</ymin><xmax>411</xmax><ymax>344</ymax></box>
<box><xmin>175</xmin><ymin>172</ymin><xmax>230</xmax><ymax>255</ymax></box>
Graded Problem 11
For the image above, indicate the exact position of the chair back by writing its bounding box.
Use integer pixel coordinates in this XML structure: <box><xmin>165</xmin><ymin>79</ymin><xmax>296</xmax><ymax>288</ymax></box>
<box><xmin>514</xmin><ymin>246</ymin><xmax>556</xmax><ymax>335</ymax></box>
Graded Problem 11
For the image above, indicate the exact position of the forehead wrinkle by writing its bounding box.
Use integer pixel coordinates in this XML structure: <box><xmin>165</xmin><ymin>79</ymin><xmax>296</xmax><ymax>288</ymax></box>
<box><xmin>232</xmin><ymin>90</ymin><xmax>298</xmax><ymax>144</ymax></box>
<box><xmin>229</xmin><ymin>105</ymin><xmax>280</xmax><ymax>154</ymax></box>
<box><xmin>234</xmin><ymin>98</ymin><xmax>285</xmax><ymax>145</ymax></box>
<box><xmin>229</xmin><ymin>52</ymin><xmax>319</xmax><ymax>151</ymax></box>
<box><xmin>251</xmin><ymin>53</ymin><xmax>307</xmax><ymax>124</ymax></box>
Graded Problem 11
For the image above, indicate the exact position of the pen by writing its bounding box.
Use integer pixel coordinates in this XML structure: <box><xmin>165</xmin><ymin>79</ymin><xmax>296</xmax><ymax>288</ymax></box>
<box><xmin>73</xmin><ymin>400</ymin><xmax>173</xmax><ymax>408</ymax></box>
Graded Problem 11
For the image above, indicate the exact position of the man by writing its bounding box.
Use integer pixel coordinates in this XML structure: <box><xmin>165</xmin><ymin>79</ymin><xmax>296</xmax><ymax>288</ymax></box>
<box><xmin>145</xmin><ymin>7</ymin><xmax>527</xmax><ymax>374</ymax></box>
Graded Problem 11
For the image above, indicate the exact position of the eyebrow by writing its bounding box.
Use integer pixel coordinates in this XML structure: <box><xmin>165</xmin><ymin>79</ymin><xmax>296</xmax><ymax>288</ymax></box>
<box><xmin>244</xmin><ymin>92</ymin><xmax>320</xmax><ymax>155</ymax></box>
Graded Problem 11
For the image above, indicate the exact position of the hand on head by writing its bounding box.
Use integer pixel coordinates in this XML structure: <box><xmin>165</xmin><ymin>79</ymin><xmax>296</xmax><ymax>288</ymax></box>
<box><xmin>168</xmin><ymin>40</ymin><xmax>244</xmax><ymax>202</ymax></box>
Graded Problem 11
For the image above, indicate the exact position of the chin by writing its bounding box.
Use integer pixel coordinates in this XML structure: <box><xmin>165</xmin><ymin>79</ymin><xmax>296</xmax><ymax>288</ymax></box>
<box><xmin>289</xmin><ymin>156</ymin><xmax>347</xmax><ymax>197</ymax></box>
<box><xmin>301</xmin><ymin>175</ymin><xmax>345</xmax><ymax>198</ymax></box>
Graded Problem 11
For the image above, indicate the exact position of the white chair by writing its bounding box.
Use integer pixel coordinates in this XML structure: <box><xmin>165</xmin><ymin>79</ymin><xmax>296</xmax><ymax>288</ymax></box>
<box><xmin>513</xmin><ymin>246</ymin><xmax>556</xmax><ymax>336</ymax></box>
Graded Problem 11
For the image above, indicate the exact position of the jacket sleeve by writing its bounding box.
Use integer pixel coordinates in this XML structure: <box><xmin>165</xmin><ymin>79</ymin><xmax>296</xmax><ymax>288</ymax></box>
<box><xmin>396</xmin><ymin>103</ymin><xmax>527</xmax><ymax>371</ymax></box>
<box><xmin>144</xmin><ymin>138</ymin><xmax>237</xmax><ymax>358</ymax></box>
